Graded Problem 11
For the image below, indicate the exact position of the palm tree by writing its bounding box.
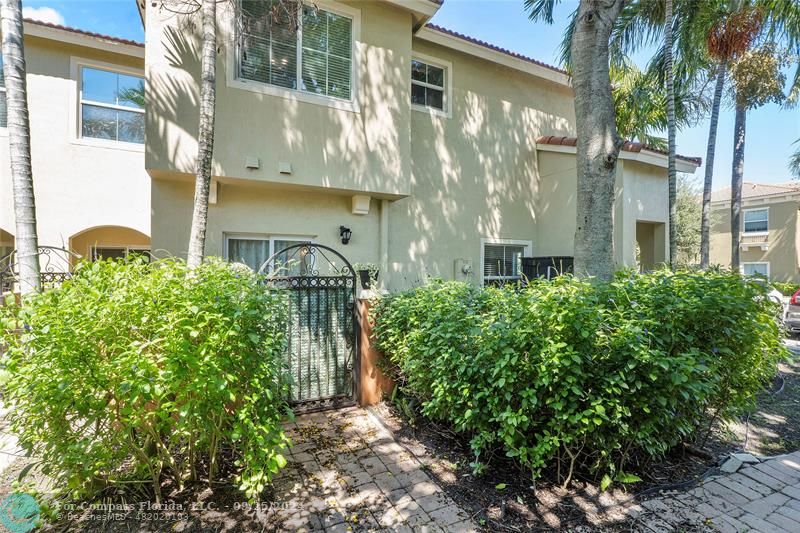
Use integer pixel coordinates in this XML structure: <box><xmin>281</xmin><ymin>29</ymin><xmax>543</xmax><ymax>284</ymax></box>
<box><xmin>728</xmin><ymin>44</ymin><xmax>789</xmax><ymax>270</ymax></box>
<box><xmin>528</xmin><ymin>0</ymin><xmax>626</xmax><ymax>280</ymax></box>
<box><xmin>700</xmin><ymin>3</ymin><xmax>763</xmax><ymax>267</ymax></box>
<box><xmin>611</xmin><ymin>61</ymin><xmax>700</xmax><ymax>149</ymax></box>
<box><xmin>1</xmin><ymin>0</ymin><xmax>41</xmax><ymax>294</ymax></box>
<box><xmin>665</xmin><ymin>0</ymin><xmax>678</xmax><ymax>268</ymax></box>
<box><xmin>186</xmin><ymin>0</ymin><xmax>217</xmax><ymax>268</ymax></box>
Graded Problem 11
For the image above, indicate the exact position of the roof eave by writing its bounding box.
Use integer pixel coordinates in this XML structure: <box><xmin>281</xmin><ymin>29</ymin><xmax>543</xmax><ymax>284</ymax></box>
<box><xmin>415</xmin><ymin>26</ymin><xmax>570</xmax><ymax>87</ymax></box>
<box><xmin>384</xmin><ymin>0</ymin><xmax>441</xmax><ymax>31</ymax></box>
<box><xmin>536</xmin><ymin>142</ymin><xmax>701</xmax><ymax>173</ymax></box>
<box><xmin>23</xmin><ymin>19</ymin><xmax>144</xmax><ymax>58</ymax></box>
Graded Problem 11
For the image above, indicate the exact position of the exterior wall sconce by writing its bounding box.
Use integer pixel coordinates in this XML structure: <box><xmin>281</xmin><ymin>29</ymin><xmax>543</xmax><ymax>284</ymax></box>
<box><xmin>339</xmin><ymin>226</ymin><xmax>352</xmax><ymax>245</ymax></box>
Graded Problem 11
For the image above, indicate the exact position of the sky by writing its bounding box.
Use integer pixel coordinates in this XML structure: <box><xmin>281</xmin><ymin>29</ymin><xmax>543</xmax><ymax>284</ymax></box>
<box><xmin>21</xmin><ymin>0</ymin><xmax>800</xmax><ymax>190</ymax></box>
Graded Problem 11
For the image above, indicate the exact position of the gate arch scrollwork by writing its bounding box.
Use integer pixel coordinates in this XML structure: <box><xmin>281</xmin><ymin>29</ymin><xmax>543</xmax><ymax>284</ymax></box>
<box><xmin>259</xmin><ymin>244</ymin><xmax>359</xmax><ymax>411</ymax></box>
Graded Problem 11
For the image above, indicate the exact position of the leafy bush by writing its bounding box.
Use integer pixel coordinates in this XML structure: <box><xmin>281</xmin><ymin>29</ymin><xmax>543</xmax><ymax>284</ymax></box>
<box><xmin>772</xmin><ymin>281</ymin><xmax>799</xmax><ymax>297</ymax></box>
<box><xmin>373</xmin><ymin>270</ymin><xmax>785</xmax><ymax>486</ymax></box>
<box><xmin>1</xmin><ymin>258</ymin><xmax>290</xmax><ymax>501</ymax></box>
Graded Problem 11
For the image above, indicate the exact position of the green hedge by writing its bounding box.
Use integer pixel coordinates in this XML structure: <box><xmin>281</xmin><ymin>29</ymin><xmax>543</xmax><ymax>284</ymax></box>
<box><xmin>1</xmin><ymin>258</ymin><xmax>290</xmax><ymax>501</ymax></box>
<box><xmin>373</xmin><ymin>270</ymin><xmax>785</xmax><ymax>486</ymax></box>
<box><xmin>772</xmin><ymin>281</ymin><xmax>799</xmax><ymax>297</ymax></box>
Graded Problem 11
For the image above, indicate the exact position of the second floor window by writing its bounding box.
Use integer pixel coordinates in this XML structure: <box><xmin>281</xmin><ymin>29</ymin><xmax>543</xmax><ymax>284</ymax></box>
<box><xmin>239</xmin><ymin>0</ymin><xmax>353</xmax><ymax>100</ymax></box>
<box><xmin>743</xmin><ymin>208</ymin><xmax>768</xmax><ymax>233</ymax></box>
<box><xmin>80</xmin><ymin>66</ymin><xmax>144</xmax><ymax>144</ymax></box>
<box><xmin>411</xmin><ymin>59</ymin><xmax>446</xmax><ymax>112</ymax></box>
<box><xmin>0</xmin><ymin>54</ymin><xmax>6</xmax><ymax>128</ymax></box>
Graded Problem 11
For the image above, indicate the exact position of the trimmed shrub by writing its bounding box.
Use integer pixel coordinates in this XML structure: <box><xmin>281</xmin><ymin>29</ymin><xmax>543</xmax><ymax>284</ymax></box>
<box><xmin>772</xmin><ymin>281</ymin><xmax>799</xmax><ymax>297</ymax></box>
<box><xmin>1</xmin><ymin>258</ymin><xmax>290</xmax><ymax>501</ymax></box>
<box><xmin>373</xmin><ymin>270</ymin><xmax>785</xmax><ymax>485</ymax></box>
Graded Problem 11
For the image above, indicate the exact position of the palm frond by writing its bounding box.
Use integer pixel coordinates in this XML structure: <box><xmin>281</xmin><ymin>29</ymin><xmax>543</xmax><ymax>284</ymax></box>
<box><xmin>524</xmin><ymin>0</ymin><xmax>562</xmax><ymax>24</ymax></box>
<box><xmin>557</xmin><ymin>9</ymin><xmax>577</xmax><ymax>69</ymax></box>
<box><xmin>790</xmin><ymin>138</ymin><xmax>800</xmax><ymax>179</ymax></box>
<box><xmin>610</xmin><ymin>0</ymin><xmax>664</xmax><ymax>66</ymax></box>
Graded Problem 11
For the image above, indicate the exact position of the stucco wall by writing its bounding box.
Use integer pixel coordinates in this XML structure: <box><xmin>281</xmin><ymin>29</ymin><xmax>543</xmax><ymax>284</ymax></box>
<box><xmin>145</xmin><ymin>1</ymin><xmax>678</xmax><ymax>289</ymax></box>
<box><xmin>534</xmin><ymin>153</ymin><xmax>670</xmax><ymax>272</ymax></box>
<box><xmin>709</xmin><ymin>200</ymin><xmax>800</xmax><ymax>282</ymax></box>
<box><xmin>617</xmin><ymin>160</ymin><xmax>670</xmax><ymax>267</ymax></box>
<box><xmin>0</xmin><ymin>34</ymin><xmax>150</xmax><ymax>254</ymax></box>
<box><xmin>145</xmin><ymin>0</ymin><xmax>413</xmax><ymax>197</ymax></box>
<box><xmin>151</xmin><ymin>180</ymin><xmax>382</xmax><ymax>269</ymax></box>
<box><xmin>386</xmin><ymin>38</ymin><xmax>575</xmax><ymax>288</ymax></box>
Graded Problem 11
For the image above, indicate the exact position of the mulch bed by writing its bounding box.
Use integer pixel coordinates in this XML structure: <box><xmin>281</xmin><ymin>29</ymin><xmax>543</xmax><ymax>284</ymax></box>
<box><xmin>369</xmin><ymin>347</ymin><xmax>800</xmax><ymax>532</ymax></box>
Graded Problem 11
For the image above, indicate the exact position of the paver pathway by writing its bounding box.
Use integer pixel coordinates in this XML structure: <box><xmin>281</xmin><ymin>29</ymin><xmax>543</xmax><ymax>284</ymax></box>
<box><xmin>631</xmin><ymin>451</ymin><xmax>800</xmax><ymax>532</ymax></box>
<box><xmin>269</xmin><ymin>406</ymin><xmax>477</xmax><ymax>532</ymax></box>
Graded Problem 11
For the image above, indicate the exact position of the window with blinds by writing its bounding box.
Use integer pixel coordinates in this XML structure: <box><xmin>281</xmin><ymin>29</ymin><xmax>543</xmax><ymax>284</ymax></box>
<box><xmin>483</xmin><ymin>242</ymin><xmax>527</xmax><ymax>284</ymax></box>
<box><xmin>239</xmin><ymin>0</ymin><xmax>353</xmax><ymax>100</ymax></box>
<box><xmin>743</xmin><ymin>208</ymin><xmax>768</xmax><ymax>233</ymax></box>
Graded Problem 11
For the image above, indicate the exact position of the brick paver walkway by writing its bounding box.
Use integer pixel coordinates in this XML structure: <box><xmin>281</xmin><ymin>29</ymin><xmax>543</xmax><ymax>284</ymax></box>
<box><xmin>631</xmin><ymin>452</ymin><xmax>800</xmax><ymax>532</ymax></box>
<box><xmin>269</xmin><ymin>406</ymin><xmax>476</xmax><ymax>532</ymax></box>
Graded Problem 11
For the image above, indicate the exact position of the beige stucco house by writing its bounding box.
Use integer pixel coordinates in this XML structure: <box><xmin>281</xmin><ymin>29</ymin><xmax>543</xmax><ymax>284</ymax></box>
<box><xmin>3</xmin><ymin>2</ymin><xmax>700</xmax><ymax>288</ymax></box>
<box><xmin>1</xmin><ymin>19</ymin><xmax>151</xmax><ymax>268</ymax></box>
<box><xmin>710</xmin><ymin>182</ymin><xmax>800</xmax><ymax>282</ymax></box>
<box><xmin>141</xmin><ymin>0</ymin><xmax>700</xmax><ymax>288</ymax></box>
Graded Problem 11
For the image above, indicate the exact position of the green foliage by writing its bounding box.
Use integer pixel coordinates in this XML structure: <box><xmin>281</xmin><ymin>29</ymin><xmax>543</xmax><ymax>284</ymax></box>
<box><xmin>790</xmin><ymin>138</ymin><xmax>800</xmax><ymax>179</ymax></box>
<box><xmin>675</xmin><ymin>174</ymin><xmax>702</xmax><ymax>266</ymax></box>
<box><xmin>0</xmin><ymin>258</ymin><xmax>290</xmax><ymax>502</ymax></box>
<box><xmin>373</xmin><ymin>271</ymin><xmax>785</xmax><ymax>487</ymax></box>
<box><xmin>729</xmin><ymin>43</ymin><xmax>790</xmax><ymax>109</ymax></box>
<box><xmin>772</xmin><ymin>281</ymin><xmax>800</xmax><ymax>296</ymax></box>
<box><xmin>613</xmin><ymin>61</ymin><xmax>701</xmax><ymax>150</ymax></box>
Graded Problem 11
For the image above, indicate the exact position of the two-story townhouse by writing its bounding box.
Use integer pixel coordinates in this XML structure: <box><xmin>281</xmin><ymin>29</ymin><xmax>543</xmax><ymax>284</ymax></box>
<box><xmin>142</xmin><ymin>0</ymin><xmax>700</xmax><ymax>288</ymax></box>
<box><xmin>710</xmin><ymin>182</ymin><xmax>800</xmax><ymax>282</ymax></box>
<box><xmin>1</xmin><ymin>19</ymin><xmax>150</xmax><ymax>272</ymax></box>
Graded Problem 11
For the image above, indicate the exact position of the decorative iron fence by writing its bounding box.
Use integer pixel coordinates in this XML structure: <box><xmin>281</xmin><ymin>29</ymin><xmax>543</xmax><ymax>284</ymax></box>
<box><xmin>0</xmin><ymin>246</ymin><xmax>80</xmax><ymax>294</ymax></box>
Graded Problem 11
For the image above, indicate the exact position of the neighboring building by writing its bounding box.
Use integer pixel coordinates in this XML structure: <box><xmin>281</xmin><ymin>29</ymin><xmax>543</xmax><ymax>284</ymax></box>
<box><xmin>710</xmin><ymin>182</ymin><xmax>800</xmax><ymax>282</ymax></box>
<box><xmin>0</xmin><ymin>19</ymin><xmax>150</xmax><ymax>270</ymax></box>
<box><xmin>141</xmin><ymin>0</ymin><xmax>700</xmax><ymax>289</ymax></box>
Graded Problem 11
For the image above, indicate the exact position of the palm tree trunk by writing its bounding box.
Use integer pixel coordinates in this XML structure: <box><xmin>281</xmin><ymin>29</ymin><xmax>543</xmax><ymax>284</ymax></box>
<box><xmin>700</xmin><ymin>62</ymin><xmax>726</xmax><ymax>268</ymax></box>
<box><xmin>665</xmin><ymin>0</ymin><xmax>677</xmax><ymax>268</ymax></box>
<box><xmin>186</xmin><ymin>0</ymin><xmax>217</xmax><ymax>268</ymax></box>
<box><xmin>1</xmin><ymin>0</ymin><xmax>40</xmax><ymax>295</ymax></box>
<box><xmin>570</xmin><ymin>0</ymin><xmax>625</xmax><ymax>280</ymax></box>
<box><xmin>730</xmin><ymin>103</ymin><xmax>746</xmax><ymax>272</ymax></box>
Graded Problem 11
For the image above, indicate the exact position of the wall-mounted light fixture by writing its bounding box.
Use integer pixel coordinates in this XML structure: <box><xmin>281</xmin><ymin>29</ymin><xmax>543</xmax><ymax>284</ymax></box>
<box><xmin>339</xmin><ymin>226</ymin><xmax>352</xmax><ymax>245</ymax></box>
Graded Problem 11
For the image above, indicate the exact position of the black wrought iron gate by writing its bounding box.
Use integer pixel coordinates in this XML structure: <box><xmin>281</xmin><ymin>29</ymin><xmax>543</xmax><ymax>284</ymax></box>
<box><xmin>260</xmin><ymin>244</ymin><xmax>358</xmax><ymax>411</ymax></box>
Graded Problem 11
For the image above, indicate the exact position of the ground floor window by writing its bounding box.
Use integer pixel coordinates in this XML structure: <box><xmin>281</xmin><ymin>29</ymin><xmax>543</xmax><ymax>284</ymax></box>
<box><xmin>224</xmin><ymin>234</ymin><xmax>313</xmax><ymax>274</ymax></box>
<box><xmin>481</xmin><ymin>238</ymin><xmax>532</xmax><ymax>286</ymax></box>
<box><xmin>91</xmin><ymin>246</ymin><xmax>150</xmax><ymax>261</ymax></box>
<box><xmin>741</xmin><ymin>262</ymin><xmax>770</xmax><ymax>279</ymax></box>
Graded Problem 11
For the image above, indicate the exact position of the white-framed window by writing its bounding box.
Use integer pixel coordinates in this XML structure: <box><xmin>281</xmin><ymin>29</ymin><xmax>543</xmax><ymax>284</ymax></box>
<box><xmin>237</xmin><ymin>0</ymin><xmax>354</xmax><ymax>101</ymax></box>
<box><xmin>481</xmin><ymin>238</ymin><xmax>532</xmax><ymax>286</ymax></box>
<box><xmin>741</xmin><ymin>262</ymin><xmax>770</xmax><ymax>279</ymax></box>
<box><xmin>78</xmin><ymin>64</ymin><xmax>144</xmax><ymax>144</ymax></box>
<box><xmin>0</xmin><ymin>53</ymin><xmax>6</xmax><ymax>128</ymax></box>
<box><xmin>743</xmin><ymin>208</ymin><xmax>768</xmax><ymax>234</ymax></box>
<box><xmin>224</xmin><ymin>233</ymin><xmax>314</xmax><ymax>273</ymax></box>
<box><xmin>411</xmin><ymin>54</ymin><xmax>451</xmax><ymax>115</ymax></box>
<box><xmin>91</xmin><ymin>245</ymin><xmax>150</xmax><ymax>261</ymax></box>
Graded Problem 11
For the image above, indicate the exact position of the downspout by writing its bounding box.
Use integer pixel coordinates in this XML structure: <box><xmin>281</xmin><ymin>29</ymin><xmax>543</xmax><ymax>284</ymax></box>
<box><xmin>380</xmin><ymin>199</ymin><xmax>389</xmax><ymax>288</ymax></box>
